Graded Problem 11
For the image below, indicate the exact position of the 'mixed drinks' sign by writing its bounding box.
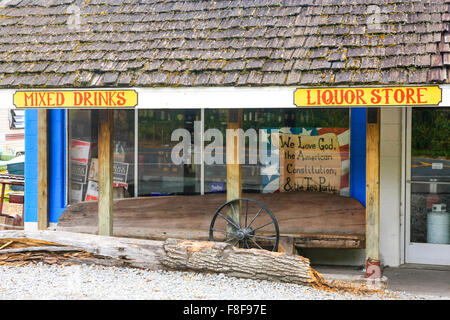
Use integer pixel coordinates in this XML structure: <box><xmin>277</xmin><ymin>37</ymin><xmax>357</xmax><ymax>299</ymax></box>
<box><xmin>13</xmin><ymin>90</ymin><xmax>138</xmax><ymax>108</ymax></box>
<box><xmin>294</xmin><ymin>86</ymin><xmax>442</xmax><ymax>107</ymax></box>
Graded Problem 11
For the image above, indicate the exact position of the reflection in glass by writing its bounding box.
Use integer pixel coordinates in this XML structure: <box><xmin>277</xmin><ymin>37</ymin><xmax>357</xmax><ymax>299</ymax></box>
<box><xmin>410</xmin><ymin>108</ymin><xmax>450</xmax><ymax>244</ymax></box>
<box><xmin>68</xmin><ymin>110</ymin><xmax>135</xmax><ymax>204</ymax></box>
<box><xmin>138</xmin><ymin>109</ymin><xmax>201</xmax><ymax>196</ymax></box>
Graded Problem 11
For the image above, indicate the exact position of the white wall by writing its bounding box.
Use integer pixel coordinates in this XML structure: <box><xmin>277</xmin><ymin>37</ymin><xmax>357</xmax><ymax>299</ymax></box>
<box><xmin>379</xmin><ymin>108</ymin><xmax>403</xmax><ymax>267</ymax></box>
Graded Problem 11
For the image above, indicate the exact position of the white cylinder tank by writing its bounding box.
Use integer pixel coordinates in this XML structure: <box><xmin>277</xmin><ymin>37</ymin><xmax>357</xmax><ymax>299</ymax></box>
<box><xmin>427</xmin><ymin>203</ymin><xmax>450</xmax><ymax>244</ymax></box>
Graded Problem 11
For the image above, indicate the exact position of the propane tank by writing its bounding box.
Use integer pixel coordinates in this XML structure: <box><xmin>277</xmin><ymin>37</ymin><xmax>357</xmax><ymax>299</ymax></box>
<box><xmin>427</xmin><ymin>204</ymin><xmax>450</xmax><ymax>244</ymax></box>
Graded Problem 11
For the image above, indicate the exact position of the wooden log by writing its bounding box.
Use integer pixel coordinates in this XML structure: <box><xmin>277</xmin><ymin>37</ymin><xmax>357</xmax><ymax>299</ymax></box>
<box><xmin>161</xmin><ymin>238</ymin><xmax>319</xmax><ymax>285</ymax></box>
<box><xmin>98</xmin><ymin>110</ymin><xmax>114</xmax><ymax>236</ymax></box>
<box><xmin>365</xmin><ymin>108</ymin><xmax>380</xmax><ymax>268</ymax></box>
<box><xmin>0</xmin><ymin>231</ymin><xmax>321</xmax><ymax>285</ymax></box>
<box><xmin>38</xmin><ymin>109</ymin><xmax>48</xmax><ymax>230</ymax></box>
<box><xmin>0</xmin><ymin>230</ymin><xmax>165</xmax><ymax>270</ymax></box>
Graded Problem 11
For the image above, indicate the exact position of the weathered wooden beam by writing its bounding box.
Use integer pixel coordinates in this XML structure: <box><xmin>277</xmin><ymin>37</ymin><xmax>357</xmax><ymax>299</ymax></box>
<box><xmin>162</xmin><ymin>238</ymin><xmax>319</xmax><ymax>285</ymax></box>
<box><xmin>226</xmin><ymin>109</ymin><xmax>243</xmax><ymax>233</ymax></box>
<box><xmin>38</xmin><ymin>109</ymin><xmax>48</xmax><ymax>230</ymax></box>
<box><xmin>365</xmin><ymin>108</ymin><xmax>381</xmax><ymax>278</ymax></box>
<box><xmin>98</xmin><ymin>110</ymin><xmax>114</xmax><ymax>236</ymax></box>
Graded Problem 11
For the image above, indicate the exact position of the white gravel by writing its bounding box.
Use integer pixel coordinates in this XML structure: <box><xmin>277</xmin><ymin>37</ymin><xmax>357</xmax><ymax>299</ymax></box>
<box><xmin>0</xmin><ymin>263</ymin><xmax>437</xmax><ymax>300</ymax></box>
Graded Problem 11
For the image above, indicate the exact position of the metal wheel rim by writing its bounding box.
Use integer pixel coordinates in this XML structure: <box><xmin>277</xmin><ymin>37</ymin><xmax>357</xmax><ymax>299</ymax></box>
<box><xmin>209</xmin><ymin>198</ymin><xmax>279</xmax><ymax>252</ymax></box>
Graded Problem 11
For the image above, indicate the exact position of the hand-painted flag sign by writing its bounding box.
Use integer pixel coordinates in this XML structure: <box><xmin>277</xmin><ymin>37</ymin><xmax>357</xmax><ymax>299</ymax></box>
<box><xmin>13</xmin><ymin>90</ymin><xmax>137</xmax><ymax>108</ymax></box>
<box><xmin>294</xmin><ymin>86</ymin><xmax>442</xmax><ymax>107</ymax></box>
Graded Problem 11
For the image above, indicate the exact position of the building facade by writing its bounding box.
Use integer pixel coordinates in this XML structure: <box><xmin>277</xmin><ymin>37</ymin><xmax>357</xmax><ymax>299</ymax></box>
<box><xmin>0</xmin><ymin>0</ymin><xmax>448</xmax><ymax>268</ymax></box>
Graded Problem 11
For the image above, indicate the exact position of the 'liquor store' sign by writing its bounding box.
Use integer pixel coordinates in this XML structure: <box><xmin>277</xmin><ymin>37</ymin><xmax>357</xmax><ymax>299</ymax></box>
<box><xmin>294</xmin><ymin>86</ymin><xmax>442</xmax><ymax>107</ymax></box>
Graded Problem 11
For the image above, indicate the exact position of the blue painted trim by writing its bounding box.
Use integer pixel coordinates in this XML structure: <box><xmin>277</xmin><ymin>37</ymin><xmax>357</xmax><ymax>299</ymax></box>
<box><xmin>48</xmin><ymin>109</ymin><xmax>67</xmax><ymax>223</ymax></box>
<box><xmin>350</xmin><ymin>108</ymin><xmax>366</xmax><ymax>207</ymax></box>
<box><xmin>24</xmin><ymin>109</ymin><xmax>38</xmax><ymax>223</ymax></box>
<box><xmin>24</xmin><ymin>109</ymin><xmax>67</xmax><ymax>223</ymax></box>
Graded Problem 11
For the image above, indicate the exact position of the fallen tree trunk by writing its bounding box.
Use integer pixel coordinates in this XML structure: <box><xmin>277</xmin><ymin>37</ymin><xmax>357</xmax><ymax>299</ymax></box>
<box><xmin>0</xmin><ymin>230</ymin><xmax>322</xmax><ymax>286</ymax></box>
<box><xmin>162</xmin><ymin>238</ymin><xmax>322</xmax><ymax>286</ymax></box>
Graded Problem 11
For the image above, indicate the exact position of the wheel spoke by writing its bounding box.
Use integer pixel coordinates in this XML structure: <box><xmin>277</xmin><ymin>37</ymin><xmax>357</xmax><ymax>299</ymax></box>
<box><xmin>244</xmin><ymin>238</ymin><xmax>250</xmax><ymax>249</ymax></box>
<box><xmin>244</xmin><ymin>200</ymin><xmax>249</xmax><ymax>228</ymax></box>
<box><xmin>252</xmin><ymin>221</ymin><xmax>274</xmax><ymax>232</ymax></box>
<box><xmin>247</xmin><ymin>208</ymin><xmax>263</xmax><ymax>228</ymax></box>
<box><xmin>249</xmin><ymin>237</ymin><xmax>264</xmax><ymax>250</ymax></box>
<box><xmin>217</xmin><ymin>212</ymin><xmax>240</xmax><ymax>230</ymax></box>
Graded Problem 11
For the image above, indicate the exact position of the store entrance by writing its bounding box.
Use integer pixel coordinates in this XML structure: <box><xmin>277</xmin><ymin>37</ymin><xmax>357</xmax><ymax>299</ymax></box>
<box><xmin>405</xmin><ymin>107</ymin><xmax>450</xmax><ymax>265</ymax></box>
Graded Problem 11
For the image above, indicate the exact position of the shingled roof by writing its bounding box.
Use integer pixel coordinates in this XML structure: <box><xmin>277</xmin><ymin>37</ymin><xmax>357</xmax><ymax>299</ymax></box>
<box><xmin>0</xmin><ymin>0</ymin><xmax>449</xmax><ymax>88</ymax></box>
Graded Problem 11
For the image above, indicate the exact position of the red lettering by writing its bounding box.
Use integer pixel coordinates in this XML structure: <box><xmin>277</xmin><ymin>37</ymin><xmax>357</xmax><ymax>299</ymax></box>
<box><xmin>38</xmin><ymin>92</ymin><xmax>47</xmax><ymax>106</ymax></box>
<box><xmin>322</xmin><ymin>90</ymin><xmax>333</xmax><ymax>105</ymax></box>
<box><xmin>74</xmin><ymin>92</ymin><xmax>83</xmax><ymax>106</ymax></box>
<box><xmin>334</xmin><ymin>89</ymin><xmax>344</xmax><ymax>104</ymax></box>
<box><xmin>417</xmin><ymin>88</ymin><xmax>427</xmax><ymax>104</ymax></box>
<box><xmin>108</xmin><ymin>92</ymin><xmax>117</xmax><ymax>106</ymax></box>
<box><xmin>356</xmin><ymin>89</ymin><xmax>367</xmax><ymax>104</ymax></box>
<box><xmin>393</xmin><ymin>89</ymin><xmax>405</xmax><ymax>104</ymax></box>
<box><xmin>381</xmin><ymin>88</ymin><xmax>393</xmax><ymax>104</ymax></box>
<box><xmin>344</xmin><ymin>90</ymin><xmax>355</xmax><ymax>104</ymax></box>
<box><xmin>406</xmin><ymin>88</ymin><xmax>416</xmax><ymax>104</ymax></box>
<box><xmin>56</xmin><ymin>92</ymin><xmax>65</xmax><ymax>106</ymax></box>
<box><xmin>117</xmin><ymin>92</ymin><xmax>126</xmax><ymax>106</ymax></box>
<box><xmin>306</xmin><ymin>90</ymin><xmax>316</xmax><ymax>105</ymax></box>
<box><xmin>47</xmin><ymin>92</ymin><xmax>55</xmax><ymax>106</ymax></box>
<box><xmin>370</xmin><ymin>89</ymin><xmax>382</xmax><ymax>104</ymax></box>
<box><xmin>83</xmin><ymin>92</ymin><xmax>93</xmax><ymax>106</ymax></box>
<box><xmin>24</xmin><ymin>92</ymin><xmax>34</xmax><ymax>107</ymax></box>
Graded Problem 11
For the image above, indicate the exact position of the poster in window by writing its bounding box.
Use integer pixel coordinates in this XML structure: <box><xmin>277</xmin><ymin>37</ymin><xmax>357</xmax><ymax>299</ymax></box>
<box><xmin>262</xmin><ymin>127</ymin><xmax>349</xmax><ymax>196</ymax></box>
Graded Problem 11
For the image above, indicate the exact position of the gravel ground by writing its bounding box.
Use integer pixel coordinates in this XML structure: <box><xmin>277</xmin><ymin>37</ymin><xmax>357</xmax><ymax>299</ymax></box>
<box><xmin>0</xmin><ymin>263</ymin><xmax>439</xmax><ymax>300</ymax></box>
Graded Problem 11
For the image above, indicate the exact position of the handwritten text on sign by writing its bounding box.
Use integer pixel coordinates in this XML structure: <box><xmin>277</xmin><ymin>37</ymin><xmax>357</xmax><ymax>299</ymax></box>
<box><xmin>272</xmin><ymin>132</ymin><xmax>342</xmax><ymax>194</ymax></box>
<box><xmin>14</xmin><ymin>90</ymin><xmax>138</xmax><ymax>108</ymax></box>
<box><xmin>294</xmin><ymin>86</ymin><xmax>442</xmax><ymax>107</ymax></box>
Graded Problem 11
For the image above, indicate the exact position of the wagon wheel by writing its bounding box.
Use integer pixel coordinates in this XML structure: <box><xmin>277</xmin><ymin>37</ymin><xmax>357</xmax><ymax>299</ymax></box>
<box><xmin>209</xmin><ymin>198</ymin><xmax>279</xmax><ymax>252</ymax></box>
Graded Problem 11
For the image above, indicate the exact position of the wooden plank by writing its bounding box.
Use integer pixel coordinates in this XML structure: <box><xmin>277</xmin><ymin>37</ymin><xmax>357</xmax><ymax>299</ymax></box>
<box><xmin>278</xmin><ymin>236</ymin><xmax>295</xmax><ymax>254</ymax></box>
<box><xmin>98</xmin><ymin>110</ymin><xmax>114</xmax><ymax>236</ymax></box>
<box><xmin>365</xmin><ymin>108</ymin><xmax>380</xmax><ymax>266</ymax></box>
<box><xmin>294</xmin><ymin>233</ymin><xmax>365</xmax><ymax>249</ymax></box>
<box><xmin>56</xmin><ymin>192</ymin><xmax>366</xmax><ymax>248</ymax></box>
<box><xmin>226</xmin><ymin>109</ymin><xmax>242</xmax><ymax>233</ymax></box>
<box><xmin>38</xmin><ymin>109</ymin><xmax>48</xmax><ymax>230</ymax></box>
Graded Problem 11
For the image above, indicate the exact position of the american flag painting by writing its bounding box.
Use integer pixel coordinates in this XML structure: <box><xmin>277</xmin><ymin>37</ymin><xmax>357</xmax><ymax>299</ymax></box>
<box><xmin>261</xmin><ymin>127</ymin><xmax>350</xmax><ymax>196</ymax></box>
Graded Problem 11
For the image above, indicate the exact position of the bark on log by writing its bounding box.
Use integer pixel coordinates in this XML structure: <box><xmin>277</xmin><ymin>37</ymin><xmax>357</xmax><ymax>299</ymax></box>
<box><xmin>162</xmin><ymin>238</ymin><xmax>322</xmax><ymax>285</ymax></box>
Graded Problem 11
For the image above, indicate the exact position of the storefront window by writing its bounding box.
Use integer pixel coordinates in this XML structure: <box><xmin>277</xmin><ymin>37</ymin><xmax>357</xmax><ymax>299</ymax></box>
<box><xmin>138</xmin><ymin>109</ymin><xmax>201</xmax><ymax>196</ymax></box>
<box><xmin>204</xmin><ymin>108</ymin><xmax>350</xmax><ymax>195</ymax></box>
<box><xmin>68</xmin><ymin>108</ymin><xmax>351</xmax><ymax>204</ymax></box>
<box><xmin>68</xmin><ymin>110</ymin><xmax>135</xmax><ymax>204</ymax></box>
<box><xmin>410</xmin><ymin>108</ymin><xmax>449</xmax><ymax>244</ymax></box>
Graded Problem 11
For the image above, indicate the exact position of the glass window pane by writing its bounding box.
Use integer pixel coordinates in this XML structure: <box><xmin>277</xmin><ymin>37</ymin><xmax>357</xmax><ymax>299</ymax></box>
<box><xmin>68</xmin><ymin>110</ymin><xmax>135</xmax><ymax>204</ymax></box>
<box><xmin>138</xmin><ymin>109</ymin><xmax>201</xmax><ymax>196</ymax></box>
<box><xmin>410</xmin><ymin>107</ymin><xmax>450</xmax><ymax>245</ymax></box>
<box><xmin>411</xmin><ymin>108</ymin><xmax>450</xmax><ymax>182</ymax></box>
<box><xmin>204</xmin><ymin>108</ymin><xmax>350</xmax><ymax>195</ymax></box>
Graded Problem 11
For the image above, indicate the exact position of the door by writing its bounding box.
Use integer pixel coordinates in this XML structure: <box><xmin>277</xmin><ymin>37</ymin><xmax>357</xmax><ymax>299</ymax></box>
<box><xmin>405</xmin><ymin>107</ymin><xmax>450</xmax><ymax>265</ymax></box>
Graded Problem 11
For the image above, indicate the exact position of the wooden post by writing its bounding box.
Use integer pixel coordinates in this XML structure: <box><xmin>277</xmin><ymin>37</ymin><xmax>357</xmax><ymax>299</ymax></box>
<box><xmin>98</xmin><ymin>110</ymin><xmax>114</xmax><ymax>236</ymax></box>
<box><xmin>365</xmin><ymin>108</ymin><xmax>381</xmax><ymax>278</ymax></box>
<box><xmin>226</xmin><ymin>109</ymin><xmax>242</xmax><ymax>234</ymax></box>
<box><xmin>38</xmin><ymin>109</ymin><xmax>48</xmax><ymax>230</ymax></box>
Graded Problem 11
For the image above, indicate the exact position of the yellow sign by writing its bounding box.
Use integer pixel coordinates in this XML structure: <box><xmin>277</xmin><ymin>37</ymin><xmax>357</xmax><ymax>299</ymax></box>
<box><xmin>294</xmin><ymin>86</ymin><xmax>442</xmax><ymax>107</ymax></box>
<box><xmin>13</xmin><ymin>90</ymin><xmax>138</xmax><ymax>108</ymax></box>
